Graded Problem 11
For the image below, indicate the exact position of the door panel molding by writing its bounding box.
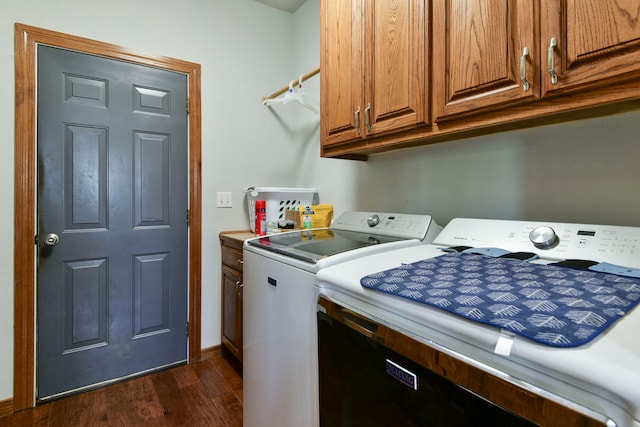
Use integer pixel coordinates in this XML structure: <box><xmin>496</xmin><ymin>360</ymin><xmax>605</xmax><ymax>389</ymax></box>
<box><xmin>14</xmin><ymin>23</ymin><xmax>202</xmax><ymax>411</ymax></box>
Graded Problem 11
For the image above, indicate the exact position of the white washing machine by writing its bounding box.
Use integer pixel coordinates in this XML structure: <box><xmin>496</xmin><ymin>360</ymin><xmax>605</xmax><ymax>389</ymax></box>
<box><xmin>316</xmin><ymin>218</ymin><xmax>640</xmax><ymax>426</ymax></box>
<box><xmin>242</xmin><ymin>211</ymin><xmax>441</xmax><ymax>427</ymax></box>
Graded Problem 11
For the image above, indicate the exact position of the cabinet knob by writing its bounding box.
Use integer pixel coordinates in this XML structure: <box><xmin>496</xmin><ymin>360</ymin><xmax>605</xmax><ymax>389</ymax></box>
<box><xmin>238</xmin><ymin>259</ymin><xmax>243</xmax><ymax>264</ymax></box>
<box><xmin>520</xmin><ymin>47</ymin><xmax>530</xmax><ymax>91</ymax></box>
<box><xmin>548</xmin><ymin>38</ymin><xmax>558</xmax><ymax>85</ymax></box>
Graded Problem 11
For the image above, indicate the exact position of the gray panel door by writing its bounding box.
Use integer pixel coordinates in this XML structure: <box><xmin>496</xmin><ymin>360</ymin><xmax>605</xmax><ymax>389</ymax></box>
<box><xmin>37</xmin><ymin>45</ymin><xmax>188</xmax><ymax>400</ymax></box>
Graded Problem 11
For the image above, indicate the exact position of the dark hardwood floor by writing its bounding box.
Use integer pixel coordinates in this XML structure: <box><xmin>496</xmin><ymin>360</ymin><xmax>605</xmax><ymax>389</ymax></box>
<box><xmin>1</xmin><ymin>352</ymin><xmax>243</xmax><ymax>427</ymax></box>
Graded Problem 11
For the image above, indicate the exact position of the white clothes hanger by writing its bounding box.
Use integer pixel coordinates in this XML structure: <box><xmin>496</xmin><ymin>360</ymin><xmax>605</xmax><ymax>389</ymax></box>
<box><xmin>262</xmin><ymin>78</ymin><xmax>319</xmax><ymax>113</ymax></box>
<box><xmin>293</xmin><ymin>73</ymin><xmax>320</xmax><ymax>113</ymax></box>
<box><xmin>262</xmin><ymin>80</ymin><xmax>296</xmax><ymax>105</ymax></box>
<box><xmin>261</xmin><ymin>69</ymin><xmax>321</xmax><ymax>114</ymax></box>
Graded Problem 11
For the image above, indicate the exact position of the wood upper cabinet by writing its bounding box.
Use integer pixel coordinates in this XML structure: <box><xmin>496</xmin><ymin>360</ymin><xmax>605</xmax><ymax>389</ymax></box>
<box><xmin>321</xmin><ymin>0</ymin><xmax>640</xmax><ymax>158</ymax></box>
<box><xmin>433</xmin><ymin>0</ymin><xmax>538</xmax><ymax>120</ymax></box>
<box><xmin>320</xmin><ymin>0</ymin><xmax>362</xmax><ymax>146</ymax></box>
<box><xmin>541</xmin><ymin>0</ymin><xmax>640</xmax><ymax>97</ymax></box>
<box><xmin>320</xmin><ymin>0</ymin><xmax>429</xmax><ymax>151</ymax></box>
<box><xmin>434</xmin><ymin>0</ymin><xmax>640</xmax><ymax>121</ymax></box>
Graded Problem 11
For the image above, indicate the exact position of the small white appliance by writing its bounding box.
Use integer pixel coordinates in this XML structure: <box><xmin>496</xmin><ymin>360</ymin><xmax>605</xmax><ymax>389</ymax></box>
<box><xmin>242</xmin><ymin>211</ymin><xmax>441</xmax><ymax>427</ymax></box>
<box><xmin>316</xmin><ymin>218</ymin><xmax>640</xmax><ymax>426</ymax></box>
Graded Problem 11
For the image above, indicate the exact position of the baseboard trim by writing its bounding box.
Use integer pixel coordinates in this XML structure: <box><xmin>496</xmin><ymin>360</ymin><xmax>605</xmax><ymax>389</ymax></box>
<box><xmin>198</xmin><ymin>345</ymin><xmax>221</xmax><ymax>361</ymax></box>
<box><xmin>0</xmin><ymin>397</ymin><xmax>13</xmax><ymax>418</ymax></box>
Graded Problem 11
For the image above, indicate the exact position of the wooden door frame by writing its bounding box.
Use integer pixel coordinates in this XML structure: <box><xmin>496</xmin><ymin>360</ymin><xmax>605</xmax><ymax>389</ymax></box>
<box><xmin>13</xmin><ymin>23</ymin><xmax>202</xmax><ymax>411</ymax></box>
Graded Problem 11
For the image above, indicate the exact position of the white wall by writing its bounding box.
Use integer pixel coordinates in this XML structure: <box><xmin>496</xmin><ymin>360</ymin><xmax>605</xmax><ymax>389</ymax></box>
<box><xmin>358</xmin><ymin>111</ymin><xmax>640</xmax><ymax>228</ymax></box>
<box><xmin>1</xmin><ymin>0</ymin><xmax>353</xmax><ymax>402</ymax></box>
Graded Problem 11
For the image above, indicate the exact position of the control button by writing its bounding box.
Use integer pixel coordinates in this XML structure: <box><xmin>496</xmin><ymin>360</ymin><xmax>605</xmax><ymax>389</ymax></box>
<box><xmin>529</xmin><ymin>226</ymin><xmax>559</xmax><ymax>249</ymax></box>
<box><xmin>577</xmin><ymin>238</ymin><xmax>588</xmax><ymax>247</ymax></box>
<box><xmin>367</xmin><ymin>214</ymin><xmax>380</xmax><ymax>227</ymax></box>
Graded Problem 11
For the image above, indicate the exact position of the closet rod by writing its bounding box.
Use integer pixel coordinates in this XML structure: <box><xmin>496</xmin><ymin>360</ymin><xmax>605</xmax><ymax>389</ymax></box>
<box><xmin>261</xmin><ymin>67</ymin><xmax>320</xmax><ymax>102</ymax></box>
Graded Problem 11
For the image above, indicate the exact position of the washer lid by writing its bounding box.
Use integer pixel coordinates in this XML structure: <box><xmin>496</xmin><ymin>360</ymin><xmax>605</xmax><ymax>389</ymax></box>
<box><xmin>246</xmin><ymin>228</ymin><xmax>405</xmax><ymax>263</ymax></box>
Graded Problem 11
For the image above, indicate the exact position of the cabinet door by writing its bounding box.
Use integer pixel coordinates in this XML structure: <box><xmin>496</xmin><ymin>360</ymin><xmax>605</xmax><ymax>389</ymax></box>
<box><xmin>321</xmin><ymin>0</ymin><xmax>364</xmax><ymax>147</ymax></box>
<box><xmin>433</xmin><ymin>0</ymin><xmax>538</xmax><ymax>120</ymax></box>
<box><xmin>222</xmin><ymin>265</ymin><xmax>242</xmax><ymax>361</ymax></box>
<box><xmin>541</xmin><ymin>0</ymin><xmax>640</xmax><ymax>97</ymax></box>
<box><xmin>321</xmin><ymin>0</ymin><xmax>429</xmax><ymax>150</ymax></box>
<box><xmin>365</xmin><ymin>0</ymin><xmax>429</xmax><ymax>136</ymax></box>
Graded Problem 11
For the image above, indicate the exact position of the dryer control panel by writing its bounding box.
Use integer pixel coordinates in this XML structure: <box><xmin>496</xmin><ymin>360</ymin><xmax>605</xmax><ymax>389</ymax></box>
<box><xmin>434</xmin><ymin>218</ymin><xmax>640</xmax><ymax>267</ymax></box>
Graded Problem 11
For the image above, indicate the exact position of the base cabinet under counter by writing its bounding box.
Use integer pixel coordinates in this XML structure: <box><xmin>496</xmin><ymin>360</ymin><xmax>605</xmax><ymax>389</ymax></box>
<box><xmin>219</xmin><ymin>230</ymin><xmax>255</xmax><ymax>363</ymax></box>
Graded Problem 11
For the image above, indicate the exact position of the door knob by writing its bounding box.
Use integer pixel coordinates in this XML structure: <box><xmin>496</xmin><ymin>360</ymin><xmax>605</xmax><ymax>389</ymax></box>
<box><xmin>43</xmin><ymin>233</ymin><xmax>60</xmax><ymax>247</ymax></box>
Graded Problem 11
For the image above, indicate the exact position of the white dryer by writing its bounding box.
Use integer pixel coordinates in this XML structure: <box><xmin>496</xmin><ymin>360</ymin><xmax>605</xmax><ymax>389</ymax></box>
<box><xmin>316</xmin><ymin>218</ymin><xmax>640</xmax><ymax>426</ymax></box>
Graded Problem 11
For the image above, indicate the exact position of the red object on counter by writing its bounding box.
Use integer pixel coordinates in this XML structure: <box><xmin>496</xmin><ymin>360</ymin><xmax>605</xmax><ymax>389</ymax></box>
<box><xmin>255</xmin><ymin>200</ymin><xmax>266</xmax><ymax>236</ymax></box>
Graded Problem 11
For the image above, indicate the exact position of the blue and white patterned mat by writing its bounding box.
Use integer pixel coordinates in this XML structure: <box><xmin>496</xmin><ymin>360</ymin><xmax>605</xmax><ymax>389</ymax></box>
<box><xmin>360</xmin><ymin>252</ymin><xmax>640</xmax><ymax>348</ymax></box>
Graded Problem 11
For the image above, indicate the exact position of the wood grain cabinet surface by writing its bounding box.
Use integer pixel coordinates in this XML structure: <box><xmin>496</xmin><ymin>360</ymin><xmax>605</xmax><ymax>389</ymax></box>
<box><xmin>321</xmin><ymin>0</ymin><xmax>640</xmax><ymax>158</ymax></box>
<box><xmin>541</xmin><ymin>0</ymin><xmax>640</xmax><ymax>98</ymax></box>
<box><xmin>432</xmin><ymin>0</ymin><xmax>538</xmax><ymax>118</ymax></box>
<box><xmin>320</xmin><ymin>0</ymin><xmax>429</xmax><ymax>157</ymax></box>
<box><xmin>434</xmin><ymin>0</ymin><xmax>640</xmax><ymax>119</ymax></box>
<box><xmin>219</xmin><ymin>231</ymin><xmax>254</xmax><ymax>363</ymax></box>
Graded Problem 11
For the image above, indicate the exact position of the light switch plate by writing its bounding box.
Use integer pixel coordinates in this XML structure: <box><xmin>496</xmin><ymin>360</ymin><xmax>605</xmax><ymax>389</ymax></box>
<box><xmin>216</xmin><ymin>192</ymin><xmax>232</xmax><ymax>208</ymax></box>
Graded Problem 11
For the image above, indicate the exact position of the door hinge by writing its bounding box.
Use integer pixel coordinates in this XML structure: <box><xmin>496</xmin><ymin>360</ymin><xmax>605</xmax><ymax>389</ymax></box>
<box><xmin>186</xmin><ymin>98</ymin><xmax>190</xmax><ymax>114</ymax></box>
<box><xmin>186</xmin><ymin>322</ymin><xmax>190</xmax><ymax>337</ymax></box>
<box><xmin>186</xmin><ymin>210</ymin><xmax>190</xmax><ymax>226</ymax></box>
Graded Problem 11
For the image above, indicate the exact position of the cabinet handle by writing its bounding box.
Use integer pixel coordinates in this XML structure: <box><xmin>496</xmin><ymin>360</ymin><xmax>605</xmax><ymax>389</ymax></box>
<box><xmin>364</xmin><ymin>103</ymin><xmax>371</xmax><ymax>132</ymax></box>
<box><xmin>354</xmin><ymin>106</ymin><xmax>361</xmax><ymax>135</ymax></box>
<box><xmin>338</xmin><ymin>305</ymin><xmax>378</xmax><ymax>340</ymax></box>
<box><xmin>520</xmin><ymin>47</ymin><xmax>530</xmax><ymax>91</ymax></box>
<box><xmin>548</xmin><ymin>37</ymin><xmax>558</xmax><ymax>85</ymax></box>
<box><xmin>237</xmin><ymin>259</ymin><xmax>243</xmax><ymax>264</ymax></box>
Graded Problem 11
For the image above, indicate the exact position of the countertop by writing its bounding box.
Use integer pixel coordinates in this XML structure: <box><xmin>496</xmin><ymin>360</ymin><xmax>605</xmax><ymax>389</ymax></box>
<box><xmin>219</xmin><ymin>230</ymin><xmax>257</xmax><ymax>244</ymax></box>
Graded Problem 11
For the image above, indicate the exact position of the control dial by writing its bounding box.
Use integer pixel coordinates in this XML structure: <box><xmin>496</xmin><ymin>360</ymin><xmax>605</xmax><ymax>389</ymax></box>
<box><xmin>529</xmin><ymin>226</ymin><xmax>559</xmax><ymax>249</ymax></box>
<box><xmin>367</xmin><ymin>214</ymin><xmax>380</xmax><ymax>227</ymax></box>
